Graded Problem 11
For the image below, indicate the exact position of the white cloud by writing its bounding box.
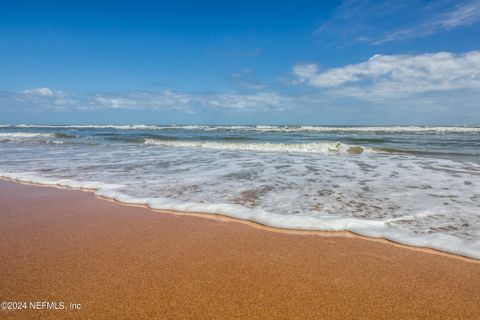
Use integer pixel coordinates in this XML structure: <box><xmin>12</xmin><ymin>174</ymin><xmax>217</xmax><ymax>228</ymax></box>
<box><xmin>292</xmin><ymin>64</ymin><xmax>319</xmax><ymax>83</ymax></box>
<box><xmin>23</xmin><ymin>87</ymin><xmax>64</xmax><ymax>97</ymax></box>
<box><xmin>317</xmin><ymin>0</ymin><xmax>480</xmax><ymax>45</ymax></box>
<box><xmin>94</xmin><ymin>97</ymin><xmax>137</xmax><ymax>108</ymax></box>
<box><xmin>7</xmin><ymin>50</ymin><xmax>480</xmax><ymax>121</ymax></box>
<box><xmin>90</xmin><ymin>90</ymin><xmax>292</xmax><ymax>112</ymax></box>
<box><xmin>92</xmin><ymin>90</ymin><xmax>193</xmax><ymax>112</ymax></box>
<box><xmin>4</xmin><ymin>88</ymin><xmax>294</xmax><ymax>113</ymax></box>
<box><xmin>198</xmin><ymin>92</ymin><xmax>293</xmax><ymax>111</ymax></box>
<box><xmin>438</xmin><ymin>0</ymin><xmax>480</xmax><ymax>29</ymax></box>
<box><xmin>14</xmin><ymin>87</ymin><xmax>73</xmax><ymax>109</ymax></box>
<box><xmin>293</xmin><ymin>50</ymin><xmax>480</xmax><ymax>98</ymax></box>
<box><xmin>375</xmin><ymin>1</ymin><xmax>480</xmax><ymax>44</ymax></box>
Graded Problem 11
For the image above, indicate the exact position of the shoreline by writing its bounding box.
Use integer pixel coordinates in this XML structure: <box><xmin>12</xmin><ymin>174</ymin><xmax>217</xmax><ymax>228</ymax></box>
<box><xmin>1</xmin><ymin>176</ymin><xmax>478</xmax><ymax>263</ymax></box>
<box><xmin>1</xmin><ymin>179</ymin><xmax>480</xmax><ymax>319</ymax></box>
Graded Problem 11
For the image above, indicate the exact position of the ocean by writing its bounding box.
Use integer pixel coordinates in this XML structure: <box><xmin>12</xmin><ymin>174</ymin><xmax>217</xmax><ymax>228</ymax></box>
<box><xmin>1</xmin><ymin>124</ymin><xmax>479</xmax><ymax>258</ymax></box>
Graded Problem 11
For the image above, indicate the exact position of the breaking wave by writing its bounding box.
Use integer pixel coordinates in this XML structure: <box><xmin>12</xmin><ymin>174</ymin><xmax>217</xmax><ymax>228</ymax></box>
<box><xmin>1</xmin><ymin>124</ymin><xmax>479</xmax><ymax>133</ymax></box>
<box><xmin>144</xmin><ymin>139</ymin><xmax>368</xmax><ymax>154</ymax></box>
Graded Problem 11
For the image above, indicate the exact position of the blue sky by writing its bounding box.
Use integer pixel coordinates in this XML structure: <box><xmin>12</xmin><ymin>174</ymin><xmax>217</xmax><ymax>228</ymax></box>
<box><xmin>1</xmin><ymin>0</ymin><xmax>480</xmax><ymax>124</ymax></box>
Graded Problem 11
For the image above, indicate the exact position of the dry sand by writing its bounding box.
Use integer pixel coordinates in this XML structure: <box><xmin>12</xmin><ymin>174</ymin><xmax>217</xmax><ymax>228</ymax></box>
<box><xmin>0</xmin><ymin>179</ymin><xmax>479</xmax><ymax>319</ymax></box>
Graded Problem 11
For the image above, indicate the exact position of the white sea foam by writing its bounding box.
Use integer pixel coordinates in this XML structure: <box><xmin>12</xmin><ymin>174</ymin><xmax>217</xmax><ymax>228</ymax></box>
<box><xmin>1</xmin><ymin>170</ymin><xmax>479</xmax><ymax>259</ymax></box>
<box><xmin>252</xmin><ymin>125</ymin><xmax>480</xmax><ymax>133</ymax></box>
<box><xmin>144</xmin><ymin>139</ymin><xmax>368</xmax><ymax>154</ymax></box>
<box><xmin>3</xmin><ymin>124</ymin><xmax>480</xmax><ymax>133</ymax></box>
<box><xmin>12</xmin><ymin>124</ymin><xmax>160</xmax><ymax>130</ymax></box>
<box><xmin>0</xmin><ymin>132</ymin><xmax>54</xmax><ymax>138</ymax></box>
<box><xmin>0</xmin><ymin>172</ymin><xmax>126</xmax><ymax>190</ymax></box>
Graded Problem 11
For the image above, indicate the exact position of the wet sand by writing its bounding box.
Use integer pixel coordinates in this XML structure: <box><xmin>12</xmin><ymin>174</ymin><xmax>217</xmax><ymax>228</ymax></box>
<box><xmin>0</xmin><ymin>179</ymin><xmax>479</xmax><ymax>319</ymax></box>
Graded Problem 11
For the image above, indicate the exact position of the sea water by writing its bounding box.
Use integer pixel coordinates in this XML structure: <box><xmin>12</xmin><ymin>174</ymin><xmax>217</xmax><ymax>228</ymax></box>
<box><xmin>0</xmin><ymin>125</ymin><xmax>479</xmax><ymax>258</ymax></box>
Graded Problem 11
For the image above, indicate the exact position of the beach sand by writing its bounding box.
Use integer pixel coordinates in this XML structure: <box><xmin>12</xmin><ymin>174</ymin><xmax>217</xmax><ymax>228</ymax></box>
<box><xmin>0</xmin><ymin>179</ymin><xmax>479</xmax><ymax>319</ymax></box>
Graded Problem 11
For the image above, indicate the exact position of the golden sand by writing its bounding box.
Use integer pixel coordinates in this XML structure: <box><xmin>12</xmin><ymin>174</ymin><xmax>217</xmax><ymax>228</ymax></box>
<box><xmin>0</xmin><ymin>180</ymin><xmax>479</xmax><ymax>319</ymax></box>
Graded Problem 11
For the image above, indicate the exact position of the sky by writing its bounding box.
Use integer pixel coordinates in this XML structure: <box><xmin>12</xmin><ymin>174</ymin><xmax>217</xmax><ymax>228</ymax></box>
<box><xmin>1</xmin><ymin>0</ymin><xmax>480</xmax><ymax>125</ymax></box>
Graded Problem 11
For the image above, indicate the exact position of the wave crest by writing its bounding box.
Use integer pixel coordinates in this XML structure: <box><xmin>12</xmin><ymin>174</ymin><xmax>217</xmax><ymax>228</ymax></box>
<box><xmin>144</xmin><ymin>139</ymin><xmax>367</xmax><ymax>154</ymax></box>
<box><xmin>1</xmin><ymin>124</ymin><xmax>479</xmax><ymax>133</ymax></box>
<box><xmin>0</xmin><ymin>132</ymin><xmax>54</xmax><ymax>138</ymax></box>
